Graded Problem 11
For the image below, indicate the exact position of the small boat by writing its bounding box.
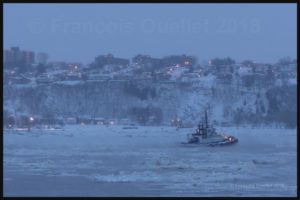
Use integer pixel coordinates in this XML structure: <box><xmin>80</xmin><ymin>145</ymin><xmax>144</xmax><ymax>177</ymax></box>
<box><xmin>186</xmin><ymin>111</ymin><xmax>238</xmax><ymax>146</ymax></box>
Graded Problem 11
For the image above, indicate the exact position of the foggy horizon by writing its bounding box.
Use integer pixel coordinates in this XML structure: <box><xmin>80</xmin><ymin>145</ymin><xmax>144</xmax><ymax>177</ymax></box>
<box><xmin>4</xmin><ymin>3</ymin><xmax>297</xmax><ymax>64</ymax></box>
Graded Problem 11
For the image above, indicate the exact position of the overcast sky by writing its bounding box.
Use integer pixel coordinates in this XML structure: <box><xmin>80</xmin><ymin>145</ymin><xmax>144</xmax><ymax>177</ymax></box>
<box><xmin>4</xmin><ymin>3</ymin><xmax>297</xmax><ymax>64</ymax></box>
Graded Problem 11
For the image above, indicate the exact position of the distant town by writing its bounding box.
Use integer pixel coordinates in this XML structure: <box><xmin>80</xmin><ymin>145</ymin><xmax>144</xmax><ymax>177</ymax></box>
<box><xmin>3</xmin><ymin>46</ymin><xmax>297</xmax><ymax>86</ymax></box>
<box><xmin>3</xmin><ymin>46</ymin><xmax>297</xmax><ymax>129</ymax></box>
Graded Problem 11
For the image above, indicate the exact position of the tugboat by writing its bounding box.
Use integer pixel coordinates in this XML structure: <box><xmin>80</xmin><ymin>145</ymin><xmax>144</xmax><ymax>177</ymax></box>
<box><xmin>186</xmin><ymin>111</ymin><xmax>238</xmax><ymax>146</ymax></box>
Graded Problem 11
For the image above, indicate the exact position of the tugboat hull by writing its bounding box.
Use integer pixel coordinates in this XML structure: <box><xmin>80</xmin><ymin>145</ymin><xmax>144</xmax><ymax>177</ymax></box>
<box><xmin>206</xmin><ymin>136</ymin><xmax>238</xmax><ymax>146</ymax></box>
<box><xmin>187</xmin><ymin>134</ymin><xmax>238</xmax><ymax>146</ymax></box>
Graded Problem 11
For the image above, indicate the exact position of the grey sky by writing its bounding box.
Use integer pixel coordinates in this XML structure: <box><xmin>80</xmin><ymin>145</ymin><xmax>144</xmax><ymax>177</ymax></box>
<box><xmin>4</xmin><ymin>3</ymin><xmax>297</xmax><ymax>64</ymax></box>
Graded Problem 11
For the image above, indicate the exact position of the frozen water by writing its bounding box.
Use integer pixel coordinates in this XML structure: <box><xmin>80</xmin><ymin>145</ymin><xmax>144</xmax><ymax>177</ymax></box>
<box><xmin>3</xmin><ymin>125</ymin><xmax>297</xmax><ymax>197</ymax></box>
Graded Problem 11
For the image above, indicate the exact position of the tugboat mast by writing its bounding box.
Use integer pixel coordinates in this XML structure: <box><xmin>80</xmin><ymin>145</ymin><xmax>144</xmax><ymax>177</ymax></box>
<box><xmin>205</xmin><ymin>110</ymin><xmax>208</xmax><ymax>128</ymax></box>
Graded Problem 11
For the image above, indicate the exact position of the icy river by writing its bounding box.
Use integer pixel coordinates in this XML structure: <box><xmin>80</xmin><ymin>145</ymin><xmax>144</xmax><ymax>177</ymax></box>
<box><xmin>3</xmin><ymin>125</ymin><xmax>297</xmax><ymax>197</ymax></box>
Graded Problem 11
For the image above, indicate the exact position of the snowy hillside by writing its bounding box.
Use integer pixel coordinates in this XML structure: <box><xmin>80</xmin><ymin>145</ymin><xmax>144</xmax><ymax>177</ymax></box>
<box><xmin>3</xmin><ymin>75</ymin><xmax>297</xmax><ymax>128</ymax></box>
